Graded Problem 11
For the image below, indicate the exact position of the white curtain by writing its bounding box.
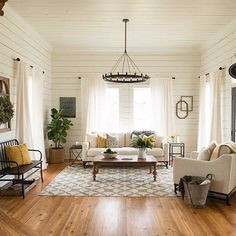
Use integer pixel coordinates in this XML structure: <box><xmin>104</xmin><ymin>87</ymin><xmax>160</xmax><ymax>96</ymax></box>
<box><xmin>197</xmin><ymin>75</ymin><xmax>209</xmax><ymax>150</ymax></box>
<box><xmin>150</xmin><ymin>78</ymin><xmax>175</xmax><ymax>136</ymax></box>
<box><xmin>197</xmin><ymin>70</ymin><xmax>223</xmax><ymax>150</ymax></box>
<box><xmin>81</xmin><ymin>78</ymin><xmax>106</xmax><ymax>138</ymax></box>
<box><xmin>30</xmin><ymin>68</ymin><xmax>47</xmax><ymax>169</ymax></box>
<box><xmin>16</xmin><ymin>62</ymin><xmax>34</xmax><ymax>148</ymax></box>
<box><xmin>209</xmin><ymin>70</ymin><xmax>223</xmax><ymax>143</ymax></box>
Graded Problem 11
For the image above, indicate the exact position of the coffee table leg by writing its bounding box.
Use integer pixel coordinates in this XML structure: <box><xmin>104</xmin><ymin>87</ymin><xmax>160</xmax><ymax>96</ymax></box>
<box><xmin>153</xmin><ymin>164</ymin><xmax>157</xmax><ymax>181</ymax></box>
<box><xmin>149</xmin><ymin>166</ymin><xmax>152</xmax><ymax>174</ymax></box>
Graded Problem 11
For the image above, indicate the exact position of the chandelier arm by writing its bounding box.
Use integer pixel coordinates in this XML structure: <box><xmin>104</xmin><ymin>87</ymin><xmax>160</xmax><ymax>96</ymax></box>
<box><xmin>122</xmin><ymin>54</ymin><xmax>126</xmax><ymax>73</ymax></box>
<box><xmin>126</xmin><ymin>53</ymin><xmax>142</xmax><ymax>74</ymax></box>
<box><xmin>111</xmin><ymin>53</ymin><xmax>125</xmax><ymax>73</ymax></box>
<box><xmin>126</xmin><ymin>54</ymin><xmax>131</xmax><ymax>73</ymax></box>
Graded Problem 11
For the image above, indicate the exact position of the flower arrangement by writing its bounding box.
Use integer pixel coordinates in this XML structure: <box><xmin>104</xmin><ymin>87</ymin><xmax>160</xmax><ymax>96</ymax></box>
<box><xmin>132</xmin><ymin>134</ymin><xmax>155</xmax><ymax>149</ymax></box>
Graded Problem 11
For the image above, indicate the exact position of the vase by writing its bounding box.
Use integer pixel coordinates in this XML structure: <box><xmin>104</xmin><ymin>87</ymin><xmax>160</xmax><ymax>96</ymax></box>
<box><xmin>138</xmin><ymin>148</ymin><xmax>146</xmax><ymax>160</ymax></box>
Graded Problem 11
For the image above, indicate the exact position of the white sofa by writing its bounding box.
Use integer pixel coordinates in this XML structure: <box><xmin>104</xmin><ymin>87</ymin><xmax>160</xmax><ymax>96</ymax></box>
<box><xmin>173</xmin><ymin>151</ymin><xmax>236</xmax><ymax>204</ymax></box>
<box><xmin>82</xmin><ymin>132</ymin><xmax>169</xmax><ymax>168</ymax></box>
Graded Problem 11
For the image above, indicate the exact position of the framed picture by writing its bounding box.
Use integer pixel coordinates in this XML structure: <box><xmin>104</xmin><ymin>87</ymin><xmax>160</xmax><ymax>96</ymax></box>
<box><xmin>59</xmin><ymin>97</ymin><xmax>76</xmax><ymax>118</ymax></box>
<box><xmin>180</xmin><ymin>96</ymin><xmax>193</xmax><ymax>112</ymax></box>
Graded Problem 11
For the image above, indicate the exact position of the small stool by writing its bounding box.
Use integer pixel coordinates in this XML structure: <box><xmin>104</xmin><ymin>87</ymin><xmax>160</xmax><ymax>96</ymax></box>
<box><xmin>69</xmin><ymin>144</ymin><xmax>82</xmax><ymax>166</ymax></box>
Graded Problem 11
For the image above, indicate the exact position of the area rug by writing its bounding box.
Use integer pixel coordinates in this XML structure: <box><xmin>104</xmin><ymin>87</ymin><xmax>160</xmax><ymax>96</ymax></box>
<box><xmin>40</xmin><ymin>166</ymin><xmax>175</xmax><ymax>197</ymax></box>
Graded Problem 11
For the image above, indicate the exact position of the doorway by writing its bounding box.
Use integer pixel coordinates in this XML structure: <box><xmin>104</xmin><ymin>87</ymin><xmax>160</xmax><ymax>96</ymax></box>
<box><xmin>231</xmin><ymin>87</ymin><xmax>236</xmax><ymax>141</ymax></box>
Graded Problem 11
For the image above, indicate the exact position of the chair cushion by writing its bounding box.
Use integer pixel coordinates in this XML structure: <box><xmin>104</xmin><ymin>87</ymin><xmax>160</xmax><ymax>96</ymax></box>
<box><xmin>197</xmin><ymin>148</ymin><xmax>211</xmax><ymax>161</ymax></box>
<box><xmin>5</xmin><ymin>144</ymin><xmax>32</xmax><ymax>168</ymax></box>
<box><xmin>146</xmin><ymin>148</ymin><xmax>164</xmax><ymax>157</ymax></box>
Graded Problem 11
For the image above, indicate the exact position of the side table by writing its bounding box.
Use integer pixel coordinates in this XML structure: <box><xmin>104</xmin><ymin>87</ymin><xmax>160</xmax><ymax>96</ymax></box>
<box><xmin>168</xmin><ymin>142</ymin><xmax>185</xmax><ymax>166</ymax></box>
<box><xmin>69</xmin><ymin>144</ymin><xmax>83</xmax><ymax>166</ymax></box>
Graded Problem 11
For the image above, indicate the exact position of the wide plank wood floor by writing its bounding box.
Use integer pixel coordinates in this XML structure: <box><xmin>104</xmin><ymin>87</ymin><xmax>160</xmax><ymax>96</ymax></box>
<box><xmin>0</xmin><ymin>163</ymin><xmax>236</xmax><ymax>236</ymax></box>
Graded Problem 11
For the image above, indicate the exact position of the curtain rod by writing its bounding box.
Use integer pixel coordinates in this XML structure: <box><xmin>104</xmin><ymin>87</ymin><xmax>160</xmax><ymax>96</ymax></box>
<box><xmin>78</xmin><ymin>77</ymin><xmax>176</xmax><ymax>80</ymax></box>
<box><xmin>198</xmin><ymin>67</ymin><xmax>225</xmax><ymax>78</ymax></box>
<box><xmin>14</xmin><ymin>58</ymin><xmax>45</xmax><ymax>74</ymax></box>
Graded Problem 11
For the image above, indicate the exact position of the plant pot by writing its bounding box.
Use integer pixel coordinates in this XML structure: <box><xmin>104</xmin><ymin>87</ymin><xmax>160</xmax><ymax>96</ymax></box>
<box><xmin>49</xmin><ymin>148</ymin><xmax>65</xmax><ymax>163</ymax></box>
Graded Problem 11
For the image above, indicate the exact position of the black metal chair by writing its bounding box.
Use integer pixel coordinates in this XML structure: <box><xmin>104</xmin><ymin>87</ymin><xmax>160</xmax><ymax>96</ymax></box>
<box><xmin>0</xmin><ymin>139</ymin><xmax>43</xmax><ymax>198</ymax></box>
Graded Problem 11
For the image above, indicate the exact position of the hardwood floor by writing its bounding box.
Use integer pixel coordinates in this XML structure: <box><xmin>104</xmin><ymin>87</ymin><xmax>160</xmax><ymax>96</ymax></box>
<box><xmin>0</xmin><ymin>164</ymin><xmax>236</xmax><ymax>236</ymax></box>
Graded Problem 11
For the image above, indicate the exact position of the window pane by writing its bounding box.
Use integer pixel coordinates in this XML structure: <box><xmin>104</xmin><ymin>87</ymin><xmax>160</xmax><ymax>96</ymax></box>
<box><xmin>105</xmin><ymin>88</ymin><xmax>119</xmax><ymax>132</ymax></box>
<box><xmin>133</xmin><ymin>88</ymin><xmax>151</xmax><ymax>130</ymax></box>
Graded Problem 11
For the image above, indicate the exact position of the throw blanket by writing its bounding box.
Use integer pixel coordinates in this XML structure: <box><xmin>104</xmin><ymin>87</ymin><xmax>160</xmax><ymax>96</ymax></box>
<box><xmin>211</xmin><ymin>143</ymin><xmax>236</xmax><ymax>160</ymax></box>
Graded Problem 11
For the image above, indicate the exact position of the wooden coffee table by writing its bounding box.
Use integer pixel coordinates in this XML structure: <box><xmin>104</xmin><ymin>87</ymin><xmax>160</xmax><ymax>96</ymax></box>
<box><xmin>92</xmin><ymin>155</ymin><xmax>157</xmax><ymax>181</ymax></box>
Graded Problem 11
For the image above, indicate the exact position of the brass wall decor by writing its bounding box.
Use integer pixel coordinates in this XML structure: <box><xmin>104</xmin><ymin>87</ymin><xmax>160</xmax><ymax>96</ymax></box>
<box><xmin>176</xmin><ymin>100</ymin><xmax>189</xmax><ymax>119</ymax></box>
<box><xmin>0</xmin><ymin>0</ymin><xmax>8</xmax><ymax>16</ymax></box>
<box><xmin>180</xmin><ymin>96</ymin><xmax>193</xmax><ymax>111</ymax></box>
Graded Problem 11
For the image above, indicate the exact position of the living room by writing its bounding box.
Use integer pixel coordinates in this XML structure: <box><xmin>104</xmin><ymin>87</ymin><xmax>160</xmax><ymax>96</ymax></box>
<box><xmin>0</xmin><ymin>0</ymin><xmax>236</xmax><ymax>235</ymax></box>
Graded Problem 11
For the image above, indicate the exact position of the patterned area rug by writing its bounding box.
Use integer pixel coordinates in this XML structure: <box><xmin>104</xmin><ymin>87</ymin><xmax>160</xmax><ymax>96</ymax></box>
<box><xmin>40</xmin><ymin>165</ymin><xmax>175</xmax><ymax>197</ymax></box>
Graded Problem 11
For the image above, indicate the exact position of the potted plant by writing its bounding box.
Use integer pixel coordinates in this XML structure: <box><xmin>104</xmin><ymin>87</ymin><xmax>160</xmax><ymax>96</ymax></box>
<box><xmin>47</xmin><ymin>108</ymin><xmax>73</xmax><ymax>163</ymax></box>
<box><xmin>132</xmin><ymin>134</ymin><xmax>155</xmax><ymax>160</ymax></box>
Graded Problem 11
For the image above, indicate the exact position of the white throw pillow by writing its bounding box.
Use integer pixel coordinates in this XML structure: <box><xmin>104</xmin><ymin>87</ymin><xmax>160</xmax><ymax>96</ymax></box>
<box><xmin>207</xmin><ymin>141</ymin><xmax>217</xmax><ymax>154</ymax></box>
<box><xmin>154</xmin><ymin>134</ymin><xmax>166</xmax><ymax>148</ymax></box>
<box><xmin>197</xmin><ymin>148</ymin><xmax>211</xmax><ymax>161</ymax></box>
<box><xmin>86</xmin><ymin>134</ymin><xmax>97</xmax><ymax>148</ymax></box>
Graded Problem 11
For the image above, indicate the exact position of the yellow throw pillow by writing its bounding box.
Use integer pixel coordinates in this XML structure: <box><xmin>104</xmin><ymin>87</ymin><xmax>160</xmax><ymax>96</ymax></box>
<box><xmin>96</xmin><ymin>135</ymin><xmax>107</xmax><ymax>148</ymax></box>
<box><xmin>5</xmin><ymin>144</ymin><xmax>32</xmax><ymax>168</ymax></box>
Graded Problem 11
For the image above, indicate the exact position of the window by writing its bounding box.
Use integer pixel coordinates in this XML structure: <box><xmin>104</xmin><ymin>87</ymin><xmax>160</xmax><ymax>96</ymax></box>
<box><xmin>105</xmin><ymin>88</ymin><xmax>119</xmax><ymax>132</ymax></box>
<box><xmin>133</xmin><ymin>88</ymin><xmax>151</xmax><ymax>130</ymax></box>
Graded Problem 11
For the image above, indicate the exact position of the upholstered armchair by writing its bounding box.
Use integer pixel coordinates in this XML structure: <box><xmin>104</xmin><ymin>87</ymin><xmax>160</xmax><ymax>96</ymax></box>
<box><xmin>173</xmin><ymin>150</ymin><xmax>236</xmax><ymax>204</ymax></box>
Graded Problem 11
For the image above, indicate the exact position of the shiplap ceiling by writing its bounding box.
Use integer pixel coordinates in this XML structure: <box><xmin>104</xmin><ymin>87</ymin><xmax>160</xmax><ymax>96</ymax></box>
<box><xmin>8</xmin><ymin>0</ymin><xmax>236</xmax><ymax>51</ymax></box>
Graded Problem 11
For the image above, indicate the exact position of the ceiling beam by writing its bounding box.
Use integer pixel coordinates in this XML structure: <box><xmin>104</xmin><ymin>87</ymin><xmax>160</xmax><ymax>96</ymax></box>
<box><xmin>0</xmin><ymin>0</ymin><xmax>7</xmax><ymax>16</ymax></box>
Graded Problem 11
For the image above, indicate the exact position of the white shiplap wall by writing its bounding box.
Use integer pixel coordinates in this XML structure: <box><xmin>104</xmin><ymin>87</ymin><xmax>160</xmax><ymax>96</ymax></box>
<box><xmin>201</xmin><ymin>18</ymin><xmax>236</xmax><ymax>142</ymax></box>
<box><xmin>0</xmin><ymin>6</ymin><xmax>52</xmax><ymax>143</ymax></box>
<box><xmin>52</xmin><ymin>49</ymin><xmax>200</xmax><ymax>157</ymax></box>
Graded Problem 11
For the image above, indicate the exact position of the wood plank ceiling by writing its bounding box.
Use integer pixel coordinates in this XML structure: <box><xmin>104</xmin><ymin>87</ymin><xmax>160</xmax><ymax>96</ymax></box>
<box><xmin>8</xmin><ymin>0</ymin><xmax>236</xmax><ymax>52</ymax></box>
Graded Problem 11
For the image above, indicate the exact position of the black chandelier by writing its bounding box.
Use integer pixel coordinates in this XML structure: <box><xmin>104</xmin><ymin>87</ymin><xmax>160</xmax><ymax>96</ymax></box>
<box><xmin>102</xmin><ymin>19</ymin><xmax>150</xmax><ymax>83</ymax></box>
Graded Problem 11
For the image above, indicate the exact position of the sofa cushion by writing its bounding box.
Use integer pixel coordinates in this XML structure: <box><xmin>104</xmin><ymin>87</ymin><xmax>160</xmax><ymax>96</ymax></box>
<box><xmin>96</xmin><ymin>135</ymin><xmax>107</xmax><ymax>148</ymax></box>
<box><xmin>106</xmin><ymin>134</ymin><xmax>119</xmax><ymax>148</ymax></box>
<box><xmin>154</xmin><ymin>134</ymin><xmax>166</xmax><ymax>148</ymax></box>
<box><xmin>146</xmin><ymin>148</ymin><xmax>164</xmax><ymax>157</ymax></box>
<box><xmin>106</xmin><ymin>133</ymin><xmax>125</xmax><ymax>147</ymax></box>
<box><xmin>125</xmin><ymin>132</ymin><xmax>132</xmax><ymax>147</ymax></box>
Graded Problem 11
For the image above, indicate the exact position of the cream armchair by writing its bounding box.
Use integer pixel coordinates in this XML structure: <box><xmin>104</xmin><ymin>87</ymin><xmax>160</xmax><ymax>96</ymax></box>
<box><xmin>173</xmin><ymin>152</ymin><xmax>236</xmax><ymax>204</ymax></box>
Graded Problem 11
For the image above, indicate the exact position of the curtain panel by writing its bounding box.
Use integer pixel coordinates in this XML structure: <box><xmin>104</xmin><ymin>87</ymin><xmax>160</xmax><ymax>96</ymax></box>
<box><xmin>150</xmin><ymin>78</ymin><xmax>175</xmax><ymax>137</ymax></box>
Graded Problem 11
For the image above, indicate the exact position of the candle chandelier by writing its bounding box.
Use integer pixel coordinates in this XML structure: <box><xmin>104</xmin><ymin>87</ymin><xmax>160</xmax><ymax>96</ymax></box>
<box><xmin>102</xmin><ymin>19</ymin><xmax>150</xmax><ymax>83</ymax></box>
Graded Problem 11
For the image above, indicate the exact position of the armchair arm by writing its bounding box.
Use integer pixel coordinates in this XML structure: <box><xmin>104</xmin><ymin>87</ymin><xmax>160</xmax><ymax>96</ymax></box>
<box><xmin>173</xmin><ymin>154</ymin><xmax>236</xmax><ymax>194</ymax></box>
<box><xmin>82</xmin><ymin>141</ymin><xmax>89</xmax><ymax>161</ymax></box>
<box><xmin>28</xmin><ymin>149</ymin><xmax>42</xmax><ymax>161</ymax></box>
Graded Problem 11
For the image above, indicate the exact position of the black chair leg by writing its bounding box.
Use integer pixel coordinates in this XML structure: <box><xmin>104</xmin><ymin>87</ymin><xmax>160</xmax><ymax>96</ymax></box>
<box><xmin>83</xmin><ymin>162</ymin><xmax>86</xmax><ymax>168</ymax></box>
<box><xmin>174</xmin><ymin>184</ymin><xmax>178</xmax><ymax>194</ymax></box>
<box><xmin>22</xmin><ymin>174</ymin><xmax>25</xmax><ymax>199</ymax></box>
<box><xmin>40</xmin><ymin>163</ymin><xmax>44</xmax><ymax>183</ymax></box>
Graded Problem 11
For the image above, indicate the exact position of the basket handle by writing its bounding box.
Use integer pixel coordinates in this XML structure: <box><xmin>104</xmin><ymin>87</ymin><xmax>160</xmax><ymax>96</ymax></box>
<box><xmin>206</xmin><ymin>174</ymin><xmax>213</xmax><ymax>180</ymax></box>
